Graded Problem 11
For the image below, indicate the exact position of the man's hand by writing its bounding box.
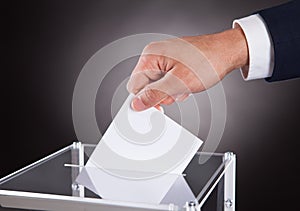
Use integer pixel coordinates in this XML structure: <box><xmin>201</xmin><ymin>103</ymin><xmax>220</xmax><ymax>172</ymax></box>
<box><xmin>127</xmin><ymin>27</ymin><xmax>248</xmax><ymax>111</ymax></box>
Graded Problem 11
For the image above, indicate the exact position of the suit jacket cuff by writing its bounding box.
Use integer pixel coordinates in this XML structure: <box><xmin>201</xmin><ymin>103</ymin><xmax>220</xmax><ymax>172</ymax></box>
<box><xmin>233</xmin><ymin>14</ymin><xmax>274</xmax><ymax>81</ymax></box>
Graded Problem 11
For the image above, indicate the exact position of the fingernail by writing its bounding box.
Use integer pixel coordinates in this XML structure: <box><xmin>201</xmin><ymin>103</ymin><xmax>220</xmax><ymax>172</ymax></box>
<box><xmin>131</xmin><ymin>97</ymin><xmax>147</xmax><ymax>111</ymax></box>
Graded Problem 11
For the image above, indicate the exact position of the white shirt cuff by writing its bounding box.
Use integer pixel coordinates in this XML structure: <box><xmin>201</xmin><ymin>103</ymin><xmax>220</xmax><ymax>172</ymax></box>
<box><xmin>233</xmin><ymin>14</ymin><xmax>274</xmax><ymax>81</ymax></box>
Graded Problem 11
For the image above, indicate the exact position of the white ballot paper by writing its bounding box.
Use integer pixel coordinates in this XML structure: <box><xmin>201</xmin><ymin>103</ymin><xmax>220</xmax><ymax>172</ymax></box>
<box><xmin>76</xmin><ymin>94</ymin><xmax>202</xmax><ymax>205</ymax></box>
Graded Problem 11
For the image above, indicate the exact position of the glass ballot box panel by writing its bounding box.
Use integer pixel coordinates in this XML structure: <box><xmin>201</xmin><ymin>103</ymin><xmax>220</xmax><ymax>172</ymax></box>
<box><xmin>0</xmin><ymin>142</ymin><xmax>236</xmax><ymax>211</ymax></box>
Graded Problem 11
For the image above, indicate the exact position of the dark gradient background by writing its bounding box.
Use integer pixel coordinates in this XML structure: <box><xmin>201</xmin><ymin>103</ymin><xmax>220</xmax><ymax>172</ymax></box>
<box><xmin>2</xmin><ymin>0</ymin><xmax>300</xmax><ymax>210</ymax></box>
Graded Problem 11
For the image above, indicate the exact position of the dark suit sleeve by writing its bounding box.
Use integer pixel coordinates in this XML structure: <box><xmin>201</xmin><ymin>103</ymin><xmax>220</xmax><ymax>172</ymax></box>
<box><xmin>258</xmin><ymin>1</ymin><xmax>300</xmax><ymax>82</ymax></box>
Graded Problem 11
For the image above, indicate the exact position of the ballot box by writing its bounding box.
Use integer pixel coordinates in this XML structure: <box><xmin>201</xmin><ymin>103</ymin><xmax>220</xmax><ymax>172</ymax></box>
<box><xmin>0</xmin><ymin>142</ymin><xmax>236</xmax><ymax>211</ymax></box>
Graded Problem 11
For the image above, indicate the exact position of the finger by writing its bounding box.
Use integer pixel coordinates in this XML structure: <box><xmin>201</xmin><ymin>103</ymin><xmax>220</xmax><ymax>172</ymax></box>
<box><xmin>127</xmin><ymin>55</ymin><xmax>163</xmax><ymax>94</ymax></box>
<box><xmin>160</xmin><ymin>93</ymin><xmax>189</xmax><ymax>105</ymax></box>
<box><xmin>127</xmin><ymin>71</ymin><xmax>151</xmax><ymax>94</ymax></box>
<box><xmin>131</xmin><ymin>68</ymin><xmax>193</xmax><ymax>111</ymax></box>
<box><xmin>131</xmin><ymin>88</ymin><xmax>168</xmax><ymax>111</ymax></box>
<box><xmin>160</xmin><ymin>96</ymin><xmax>175</xmax><ymax>105</ymax></box>
<box><xmin>127</xmin><ymin>69</ymin><xmax>163</xmax><ymax>94</ymax></box>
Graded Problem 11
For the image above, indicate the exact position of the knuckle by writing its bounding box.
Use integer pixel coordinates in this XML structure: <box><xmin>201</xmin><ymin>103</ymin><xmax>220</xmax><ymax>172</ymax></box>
<box><xmin>144</xmin><ymin>42</ymin><xmax>156</xmax><ymax>50</ymax></box>
<box><xmin>127</xmin><ymin>82</ymin><xmax>141</xmax><ymax>95</ymax></box>
<box><xmin>126</xmin><ymin>81</ymin><xmax>133</xmax><ymax>92</ymax></box>
<box><xmin>143</xmin><ymin>41</ymin><xmax>160</xmax><ymax>54</ymax></box>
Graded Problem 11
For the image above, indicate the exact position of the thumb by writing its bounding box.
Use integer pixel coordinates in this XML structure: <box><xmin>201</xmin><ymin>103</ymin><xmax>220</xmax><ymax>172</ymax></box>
<box><xmin>131</xmin><ymin>80</ymin><xmax>170</xmax><ymax>111</ymax></box>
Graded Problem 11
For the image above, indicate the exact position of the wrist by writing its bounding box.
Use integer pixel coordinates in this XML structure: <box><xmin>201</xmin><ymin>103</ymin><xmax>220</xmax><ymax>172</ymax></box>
<box><xmin>214</xmin><ymin>27</ymin><xmax>249</xmax><ymax>76</ymax></box>
<box><xmin>194</xmin><ymin>27</ymin><xmax>249</xmax><ymax>78</ymax></box>
<box><xmin>225</xmin><ymin>27</ymin><xmax>249</xmax><ymax>72</ymax></box>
